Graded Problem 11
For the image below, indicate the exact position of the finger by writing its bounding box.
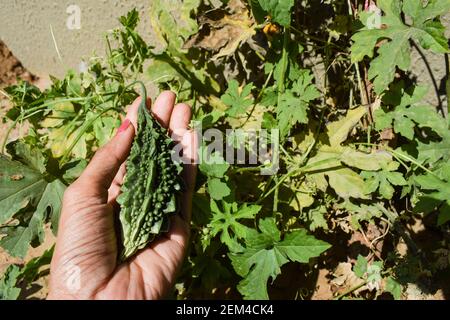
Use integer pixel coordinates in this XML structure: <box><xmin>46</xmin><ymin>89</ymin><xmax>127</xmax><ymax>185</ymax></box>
<box><xmin>75</xmin><ymin>119</ymin><xmax>135</xmax><ymax>197</ymax></box>
<box><xmin>180</xmin><ymin>130</ymin><xmax>198</xmax><ymax>223</ymax></box>
<box><xmin>107</xmin><ymin>162</ymin><xmax>125</xmax><ymax>203</ymax></box>
<box><xmin>169</xmin><ymin>103</ymin><xmax>198</xmax><ymax>171</ymax></box>
<box><xmin>151</xmin><ymin>91</ymin><xmax>176</xmax><ymax>128</ymax></box>
<box><xmin>168</xmin><ymin>103</ymin><xmax>197</xmax><ymax>222</ymax></box>
<box><xmin>169</xmin><ymin>103</ymin><xmax>191</xmax><ymax>140</ymax></box>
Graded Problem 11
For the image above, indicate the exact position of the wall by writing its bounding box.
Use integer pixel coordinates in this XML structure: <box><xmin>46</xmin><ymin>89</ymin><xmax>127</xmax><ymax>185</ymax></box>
<box><xmin>0</xmin><ymin>0</ymin><xmax>153</xmax><ymax>78</ymax></box>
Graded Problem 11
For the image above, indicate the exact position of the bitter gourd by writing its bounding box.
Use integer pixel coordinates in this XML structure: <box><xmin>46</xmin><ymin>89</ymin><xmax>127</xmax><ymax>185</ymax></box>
<box><xmin>117</xmin><ymin>82</ymin><xmax>182</xmax><ymax>261</ymax></box>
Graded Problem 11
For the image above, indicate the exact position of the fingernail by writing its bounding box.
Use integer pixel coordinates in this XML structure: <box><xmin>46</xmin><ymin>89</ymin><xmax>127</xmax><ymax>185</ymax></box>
<box><xmin>117</xmin><ymin>118</ymin><xmax>131</xmax><ymax>135</ymax></box>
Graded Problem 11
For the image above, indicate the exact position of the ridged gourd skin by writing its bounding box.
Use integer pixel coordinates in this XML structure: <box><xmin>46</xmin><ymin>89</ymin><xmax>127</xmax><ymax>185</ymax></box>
<box><xmin>117</xmin><ymin>85</ymin><xmax>182</xmax><ymax>261</ymax></box>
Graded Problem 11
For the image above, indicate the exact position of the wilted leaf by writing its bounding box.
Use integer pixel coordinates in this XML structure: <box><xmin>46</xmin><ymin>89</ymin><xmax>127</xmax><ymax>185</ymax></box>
<box><xmin>327</xmin><ymin>168</ymin><xmax>369</xmax><ymax>200</ymax></box>
<box><xmin>183</xmin><ymin>2</ymin><xmax>255</xmax><ymax>59</ymax></box>
<box><xmin>341</xmin><ymin>149</ymin><xmax>393</xmax><ymax>171</ymax></box>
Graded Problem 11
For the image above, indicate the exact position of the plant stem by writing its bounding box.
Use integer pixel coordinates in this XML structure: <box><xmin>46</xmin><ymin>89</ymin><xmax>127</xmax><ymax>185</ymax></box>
<box><xmin>269</xmin><ymin>27</ymin><xmax>290</xmax><ymax>210</ymax></box>
<box><xmin>240</xmin><ymin>67</ymin><xmax>274</xmax><ymax>128</ymax></box>
<box><xmin>277</xmin><ymin>27</ymin><xmax>290</xmax><ymax>98</ymax></box>
<box><xmin>273</xmin><ymin>176</ymin><xmax>279</xmax><ymax>213</ymax></box>
<box><xmin>334</xmin><ymin>280</ymin><xmax>367</xmax><ymax>300</ymax></box>
<box><xmin>257</xmin><ymin>157</ymin><xmax>341</xmax><ymax>203</ymax></box>
<box><xmin>60</xmin><ymin>107</ymin><xmax>116</xmax><ymax>164</ymax></box>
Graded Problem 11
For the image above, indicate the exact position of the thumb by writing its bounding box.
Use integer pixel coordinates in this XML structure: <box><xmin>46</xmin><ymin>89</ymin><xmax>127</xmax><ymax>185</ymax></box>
<box><xmin>75</xmin><ymin>119</ymin><xmax>135</xmax><ymax>196</ymax></box>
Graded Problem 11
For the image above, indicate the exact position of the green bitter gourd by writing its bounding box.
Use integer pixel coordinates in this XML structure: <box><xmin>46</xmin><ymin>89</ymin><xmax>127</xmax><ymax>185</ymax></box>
<box><xmin>117</xmin><ymin>83</ymin><xmax>182</xmax><ymax>261</ymax></box>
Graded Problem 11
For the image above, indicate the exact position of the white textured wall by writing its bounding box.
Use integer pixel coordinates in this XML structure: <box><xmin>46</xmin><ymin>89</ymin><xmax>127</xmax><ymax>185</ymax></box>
<box><xmin>0</xmin><ymin>0</ymin><xmax>153</xmax><ymax>78</ymax></box>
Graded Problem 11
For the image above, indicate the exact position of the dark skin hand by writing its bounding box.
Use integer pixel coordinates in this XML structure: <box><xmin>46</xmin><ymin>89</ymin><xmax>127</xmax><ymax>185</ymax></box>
<box><xmin>47</xmin><ymin>91</ymin><xmax>197</xmax><ymax>299</ymax></box>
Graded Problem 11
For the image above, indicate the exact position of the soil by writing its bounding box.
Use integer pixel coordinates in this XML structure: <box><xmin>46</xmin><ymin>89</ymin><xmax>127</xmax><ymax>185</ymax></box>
<box><xmin>0</xmin><ymin>40</ymin><xmax>35</xmax><ymax>87</ymax></box>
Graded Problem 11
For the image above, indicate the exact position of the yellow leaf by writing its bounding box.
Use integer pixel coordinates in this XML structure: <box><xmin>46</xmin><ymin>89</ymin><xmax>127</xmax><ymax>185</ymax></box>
<box><xmin>41</xmin><ymin>117</ymin><xmax>64</xmax><ymax>128</ymax></box>
<box><xmin>341</xmin><ymin>148</ymin><xmax>393</xmax><ymax>171</ymax></box>
<box><xmin>323</xmin><ymin>106</ymin><xmax>367</xmax><ymax>147</ymax></box>
<box><xmin>48</xmin><ymin>125</ymin><xmax>87</xmax><ymax>158</ymax></box>
<box><xmin>326</xmin><ymin>168</ymin><xmax>369</xmax><ymax>199</ymax></box>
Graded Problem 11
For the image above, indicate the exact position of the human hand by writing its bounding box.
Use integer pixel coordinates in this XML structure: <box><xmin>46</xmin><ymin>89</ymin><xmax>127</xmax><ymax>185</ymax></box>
<box><xmin>47</xmin><ymin>91</ymin><xmax>197</xmax><ymax>300</ymax></box>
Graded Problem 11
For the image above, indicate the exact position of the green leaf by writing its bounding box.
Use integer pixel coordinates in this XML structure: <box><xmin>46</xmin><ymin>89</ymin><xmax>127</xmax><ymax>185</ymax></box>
<box><xmin>147</xmin><ymin>59</ymin><xmax>182</xmax><ymax>83</ymax></box>
<box><xmin>221</xmin><ymin>80</ymin><xmax>254</xmax><ymax>118</ymax></box>
<box><xmin>19</xmin><ymin>246</ymin><xmax>54</xmax><ymax>283</ymax></box>
<box><xmin>190</xmin><ymin>244</ymin><xmax>232</xmax><ymax>290</ymax></box>
<box><xmin>0</xmin><ymin>180</ymin><xmax>65</xmax><ymax>258</ymax></box>
<box><xmin>0</xmin><ymin>140</ymin><xmax>66</xmax><ymax>258</ymax></box>
<box><xmin>385</xmin><ymin>276</ymin><xmax>402</xmax><ymax>300</ymax></box>
<box><xmin>46</xmin><ymin>180</ymin><xmax>66</xmax><ymax>234</ymax></box>
<box><xmin>40</xmin><ymin>101</ymin><xmax>76</xmax><ymax>128</ymax></box>
<box><xmin>416</xmin><ymin>138</ymin><xmax>450</xmax><ymax>164</ymax></box>
<box><xmin>0</xmin><ymin>265</ymin><xmax>21</xmax><ymax>300</ymax></box>
<box><xmin>367</xmin><ymin>261</ymin><xmax>383</xmax><ymax>287</ymax></box>
<box><xmin>351</xmin><ymin>0</ymin><xmax>450</xmax><ymax>94</ymax></box>
<box><xmin>367</xmin><ymin>32</ymin><xmax>411</xmax><ymax>94</ymax></box>
<box><xmin>277</xmin><ymin>229</ymin><xmax>331</xmax><ymax>263</ymax></box>
<box><xmin>231</xmin><ymin>243</ymin><xmax>288</xmax><ymax>300</ymax></box>
<box><xmin>343</xmin><ymin>202</ymin><xmax>383</xmax><ymax>230</ymax></box>
<box><xmin>307</xmin><ymin>206</ymin><xmax>328</xmax><ymax>231</ymax></box>
<box><xmin>150</xmin><ymin>0</ymin><xmax>199</xmax><ymax>51</ymax></box>
<box><xmin>414</xmin><ymin>173</ymin><xmax>450</xmax><ymax>225</ymax></box>
<box><xmin>0</xmin><ymin>246</ymin><xmax>53</xmax><ymax>300</ymax></box>
<box><xmin>257</xmin><ymin>0</ymin><xmax>295</xmax><ymax>27</ymax></box>
<box><xmin>249</xmin><ymin>0</ymin><xmax>266</xmax><ymax>24</ymax></box>
<box><xmin>199</xmin><ymin>148</ymin><xmax>231</xmax><ymax>201</ymax></box>
<box><xmin>209</xmin><ymin>201</ymin><xmax>261</xmax><ymax>251</ymax></box>
<box><xmin>119</xmin><ymin>8</ymin><xmax>139</xmax><ymax>29</ymax></box>
<box><xmin>6</xmin><ymin>139</ymin><xmax>46</xmax><ymax>174</ymax></box>
<box><xmin>199</xmin><ymin>149</ymin><xmax>230</xmax><ymax>179</ymax></box>
<box><xmin>196</xmin><ymin>110</ymin><xmax>224</xmax><ymax>129</ymax></box>
<box><xmin>409</xmin><ymin>0</ymin><xmax>450</xmax><ymax>28</ymax></box>
<box><xmin>276</xmin><ymin>71</ymin><xmax>320</xmax><ymax>137</ymax></box>
<box><xmin>361</xmin><ymin>162</ymin><xmax>406</xmax><ymax>200</ymax></box>
<box><xmin>0</xmin><ymin>156</ymin><xmax>47</xmax><ymax>225</ymax></box>
<box><xmin>61</xmin><ymin>159</ymin><xmax>88</xmax><ymax>183</ymax></box>
<box><xmin>207</xmin><ymin>178</ymin><xmax>231</xmax><ymax>200</ymax></box>
<box><xmin>351</xmin><ymin>29</ymin><xmax>385</xmax><ymax>63</ymax></box>
<box><xmin>354</xmin><ymin>254</ymin><xmax>368</xmax><ymax>278</ymax></box>
<box><xmin>229</xmin><ymin>218</ymin><xmax>330</xmax><ymax>299</ymax></box>
<box><xmin>375</xmin><ymin>85</ymin><xmax>449</xmax><ymax>141</ymax></box>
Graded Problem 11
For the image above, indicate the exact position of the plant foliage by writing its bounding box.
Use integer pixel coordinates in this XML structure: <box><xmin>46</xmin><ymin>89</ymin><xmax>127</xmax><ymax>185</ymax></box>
<box><xmin>1</xmin><ymin>1</ymin><xmax>449</xmax><ymax>300</ymax></box>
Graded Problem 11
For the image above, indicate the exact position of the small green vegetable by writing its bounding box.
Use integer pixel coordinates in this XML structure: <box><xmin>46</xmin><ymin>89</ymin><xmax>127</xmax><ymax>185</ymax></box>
<box><xmin>117</xmin><ymin>82</ymin><xmax>182</xmax><ymax>261</ymax></box>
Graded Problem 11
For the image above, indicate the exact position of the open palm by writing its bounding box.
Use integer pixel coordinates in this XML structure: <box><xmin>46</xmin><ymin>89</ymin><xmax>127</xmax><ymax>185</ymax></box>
<box><xmin>48</xmin><ymin>91</ymin><xmax>197</xmax><ymax>300</ymax></box>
